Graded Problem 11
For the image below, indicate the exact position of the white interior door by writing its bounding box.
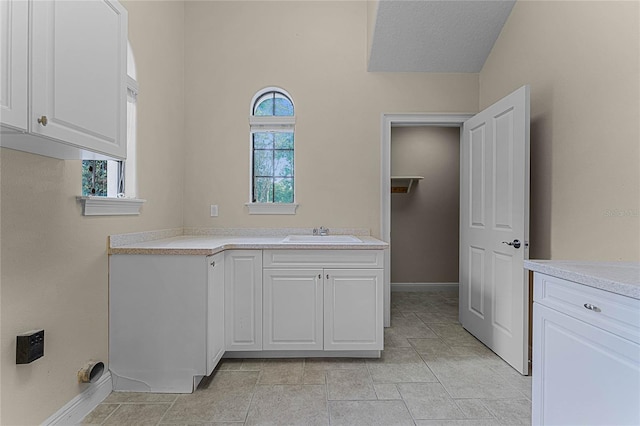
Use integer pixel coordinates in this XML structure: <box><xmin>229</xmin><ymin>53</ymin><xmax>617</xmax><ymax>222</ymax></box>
<box><xmin>459</xmin><ymin>85</ymin><xmax>530</xmax><ymax>374</ymax></box>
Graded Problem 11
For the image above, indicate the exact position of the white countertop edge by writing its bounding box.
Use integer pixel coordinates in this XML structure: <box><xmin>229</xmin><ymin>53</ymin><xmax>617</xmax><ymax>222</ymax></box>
<box><xmin>525</xmin><ymin>260</ymin><xmax>640</xmax><ymax>300</ymax></box>
<box><xmin>183</xmin><ymin>227</ymin><xmax>371</xmax><ymax>237</ymax></box>
<box><xmin>109</xmin><ymin>235</ymin><xmax>388</xmax><ymax>255</ymax></box>
<box><xmin>109</xmin><ymin>227</ymin><xmax>374</xmax><ymax>248</ymax></box>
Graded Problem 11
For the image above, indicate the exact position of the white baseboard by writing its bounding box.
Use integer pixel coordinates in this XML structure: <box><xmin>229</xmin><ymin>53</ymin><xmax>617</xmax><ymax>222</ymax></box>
<box><xmin>42</xmin><ymin>371</ymin><xmax>112</xmax><ymax>426</ymax></box>
<box><xmin>224</xmin><ymin>350</ymin><xmax>381</xmax><ymax>359</ymax></box>
<box><xmin>391</xmin><ymin>282</ymin><xmax>459</xmax><ymax>292</ymax></box>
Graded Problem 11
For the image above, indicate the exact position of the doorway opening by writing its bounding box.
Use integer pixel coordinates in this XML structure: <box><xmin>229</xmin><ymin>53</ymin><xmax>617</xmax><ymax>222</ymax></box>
<box><xmin>380</xmin><ymin>114</ymin><xmax>472</xmax><ymax>327</ymax></box>
<box><xmin>390</xmin><ymin>125</ymin><xmax>461</xmax><ymax>295</ymax></box>
<box><xmin>381</xmin><ymin>86</ymin><xmax>531</xmax><ymax>375</ymax></box>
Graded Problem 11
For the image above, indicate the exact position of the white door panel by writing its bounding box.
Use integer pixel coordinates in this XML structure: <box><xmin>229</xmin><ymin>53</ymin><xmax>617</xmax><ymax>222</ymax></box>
<box><xmin>207</xmin><ymin>253</ymin><xmax>225</xmax><ymax>375</ymax></box>
<box><xmin>30</xmin><ymin>0</ymin><xmax>127</xmax><ymax>158</ymax></box>
<box><xmin>460</xmin><ymin>85</ymin><xmax>530</xmax><ymax>374</ymax></box>
<box><xmin>224</xmin><ymin>251</ymin><xmax>263</xmax><ymax>350</ymax></box>
<box><xmin>324</xmin><ymin>269</ymin><xmax>383</xmax><ymax>350</ymax></box>
<box><xmin>263</xmin><ymin>269</ymin><xmax>323</xmax><ymax>350</ymax></box>
<box><xmin>0</xmin><ymin>0</ymin><xmax>28</xmax><ymax>131</ymax></box>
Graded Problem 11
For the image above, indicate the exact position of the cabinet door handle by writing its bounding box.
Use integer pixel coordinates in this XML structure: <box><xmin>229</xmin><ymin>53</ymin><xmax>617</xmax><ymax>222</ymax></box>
<box><xmin>210</xmin><ymin>261</ymin><xmax>215</xmax><ymax>267</ymax></box>
<box><xmin>583</xmin><ymin>303</ymin><xmax>601</xmax><ymax>312</ymax></box>
<box><xmin>318</xmin><ymin>274</ymin><xmax>321</xmax><ymax>279</ymax></box>
<box><xmin>37</xmin><ymin>115</ymin><xmax>48</xmax><ymax>126</ymax></box>
<box><xmin>326</xmin><ymin>274</ymin><xmax>329</xmax><ymax>280</ymax></box>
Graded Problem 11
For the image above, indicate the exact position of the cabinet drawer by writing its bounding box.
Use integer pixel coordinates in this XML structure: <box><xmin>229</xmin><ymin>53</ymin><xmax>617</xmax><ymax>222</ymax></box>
<box><xmin>534</xmin><ymin>273</ymin><xmax>640</xmax><ymax>343</ymax></box>
<box><xmin>263</xmin><ymin>250</ymin><xmax>384</xmax><ymax>269</ymax></box>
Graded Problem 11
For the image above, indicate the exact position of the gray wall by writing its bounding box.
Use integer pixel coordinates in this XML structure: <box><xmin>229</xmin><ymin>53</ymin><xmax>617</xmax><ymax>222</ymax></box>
<box><xmin>391</xmin><ymin>126</ymin><xmax>460</xmax><ymax>284</ymax></box>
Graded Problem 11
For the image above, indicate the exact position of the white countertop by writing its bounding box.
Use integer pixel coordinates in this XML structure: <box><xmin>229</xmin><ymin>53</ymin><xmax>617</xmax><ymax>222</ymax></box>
<box><xmin>109</xmin><ymin>233</ymin><xmax>388</xmax><ymax>256</ymax></box>
<box><xmin>525</xmin><ymin>260</ymin><xmax>640</xmax><ymax>300</ymax></box>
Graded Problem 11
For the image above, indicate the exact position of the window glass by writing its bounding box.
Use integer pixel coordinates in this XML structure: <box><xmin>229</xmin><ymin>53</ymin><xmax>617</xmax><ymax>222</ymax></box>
<box><xmin>82</xmin><ymin>160</ymin><xmax>108</xmax><ymax>196</ymax></box>
<box><xmin>253</xmin><ymin>92</ymin><xmax>294</xmax><ymax>116</ymax></box>
<box><xmin>250</xmin><ymin>89</ymin><xmax>295</xmax><ymax>204</ymax></box>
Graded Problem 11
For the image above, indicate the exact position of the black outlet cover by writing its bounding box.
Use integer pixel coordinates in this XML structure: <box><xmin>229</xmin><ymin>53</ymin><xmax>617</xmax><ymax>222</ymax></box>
<box><xmin>16</xmin><ymin>329</ymin><xmax>44</xmax><ymax>364</ymax></box>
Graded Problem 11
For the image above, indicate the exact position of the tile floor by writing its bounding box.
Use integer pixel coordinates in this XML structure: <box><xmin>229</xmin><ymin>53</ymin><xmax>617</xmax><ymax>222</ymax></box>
<box><xmin>83</xmin><ymin>291</ymin><xmax>532</xmax><ymax>425</ymax></box>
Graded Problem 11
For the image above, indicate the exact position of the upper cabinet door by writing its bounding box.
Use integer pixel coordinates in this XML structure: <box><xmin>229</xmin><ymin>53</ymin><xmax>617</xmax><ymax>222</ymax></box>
<box><xmin>0</xmin><ymin>0</ymin><xmax>28</xmax><ymax>131</ymax></box>
<box><xmin>30</xmin><ymin>0</ymin><xmax>127</xmax><ymax>159</ymax></box>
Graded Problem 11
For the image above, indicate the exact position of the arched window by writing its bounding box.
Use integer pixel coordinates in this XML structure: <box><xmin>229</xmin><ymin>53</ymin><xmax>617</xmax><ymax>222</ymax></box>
<box><xmin>82</xmin><ymin>41</ymin><xmax>138</xmax><ymax>198</ymax></box>
<box><xmin>248</xmin><ymin>88</ymin><xmax>297</xmax><ymax>214</ymax></box>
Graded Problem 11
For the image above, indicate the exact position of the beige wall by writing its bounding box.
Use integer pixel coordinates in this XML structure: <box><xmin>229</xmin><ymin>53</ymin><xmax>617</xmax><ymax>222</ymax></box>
<box><xmin>0</xmin><ymin>2</ymin><xmax>185</xmax><ymax>424</ymax></box>
<box><xmin>183</xmin><ymin>1</ymin><xmax>478</xmax><ymax>235</ymax></box>
<box><xmin>480</xmin><ymin>0</ymin><xmax>640</xmax><ymax>261</ymax></box>
<box><xmin>390</xmin><ymin>127</ymin><xmax>460</xmax><ymax>283</ymax></box>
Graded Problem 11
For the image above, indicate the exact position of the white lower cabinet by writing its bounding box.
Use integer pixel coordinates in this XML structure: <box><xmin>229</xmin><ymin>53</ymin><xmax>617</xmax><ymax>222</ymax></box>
<box><xmin>206</xmin><ymin>252</ymin><xmax>225</xmax><ymax>375</ymax></box>
<box><xmin>224</xmin><ymin>250</ymin><xmax>263</xmax><ymax>351</ymax></box>
<box><xmin>263</xmin><ymin>269</ymin><xmax>323</xmax><ymax>350</ymax></box>
<box><xmin>109</xmin><ymin>247</ymin><xmax>385</xmax><ymax>392</ymax></box>
<box><xmin>109</xmin><ymin>254</ymin><xmax>224</xmax><ymax>393</ymax></box>
<box><xmin>532</xmin><ymin>273</ymin><xmax>640</xmax><ymax>425</ymax></box>
<box><xmin>261</xmin><ymin>250</ymin><xmax>384</xmax><ymax>352</ymax></box>
<box><xmin>324</xmin><ymin>269</ymin><xmax>383</xmax><ymax>350</ymax></box>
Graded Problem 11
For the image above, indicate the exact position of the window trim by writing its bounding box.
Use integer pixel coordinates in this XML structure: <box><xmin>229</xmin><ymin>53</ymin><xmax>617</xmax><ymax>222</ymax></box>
<box><xmin>77</xmin><ymin>196</ymin><xmax>146</xmax><ymax>216</ymax></box>
<box><xmin>245</xmin><ymin>202</ymin><xmax>298</xmax><ymax>215</ymax></box>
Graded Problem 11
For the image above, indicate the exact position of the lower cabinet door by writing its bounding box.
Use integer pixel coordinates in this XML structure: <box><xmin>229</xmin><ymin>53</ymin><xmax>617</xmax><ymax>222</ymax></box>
<box><xmin>532</xmin><ymin>302</ymin><xmax>640</xmax><ymax>426</ymax></box>
<box><xmin>263</xmin><ymin>269</ymin><xmax>323</xmax><ymax>350</ymax></box>
<box><xmin>225</xmin><ymin>250</ymin><xmax>263</xmax><ymax>350</ymax></box>
<box><xmin>324</xmin><ymin>269</ymin><xmax>383</xmax><ymax>350</ymax></box>
<box><xmin>206</xmin><ymin>252</ymin><xmax>225</xmax><ymax>375</ymax></box>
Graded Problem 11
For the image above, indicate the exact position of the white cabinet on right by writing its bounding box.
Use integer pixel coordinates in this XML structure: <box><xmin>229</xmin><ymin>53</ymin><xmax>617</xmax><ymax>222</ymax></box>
<box><xmin>532</xmin><ymin>272</ymin><xmax>640</xmax><ymax>426</ymax></box>
<box><xmin>324</xmin><ymin>268</ymin><xmax>383</xmax><ymax>350</ymax></box>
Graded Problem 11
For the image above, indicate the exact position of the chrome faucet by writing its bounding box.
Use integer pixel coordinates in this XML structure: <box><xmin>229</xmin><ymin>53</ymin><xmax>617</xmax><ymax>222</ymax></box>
<box><xmin>313</xmin><ymin>226</ymin><xmax>329</xmax><ymax>236</ymax></box>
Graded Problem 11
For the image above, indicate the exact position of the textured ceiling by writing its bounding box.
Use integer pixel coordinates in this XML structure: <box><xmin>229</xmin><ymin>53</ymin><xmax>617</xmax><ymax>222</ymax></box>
<box><xmin>368</xmin><ymin>0</ymin><xmax>516</xmax><ymax>72</ymax></box>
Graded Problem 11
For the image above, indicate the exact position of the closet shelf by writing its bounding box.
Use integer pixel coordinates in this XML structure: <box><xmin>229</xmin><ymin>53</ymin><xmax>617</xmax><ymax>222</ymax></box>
<box><xmin>391</xmin><ymin>176</ymin><xmax>424</xmax><ymax>194</ymax></box>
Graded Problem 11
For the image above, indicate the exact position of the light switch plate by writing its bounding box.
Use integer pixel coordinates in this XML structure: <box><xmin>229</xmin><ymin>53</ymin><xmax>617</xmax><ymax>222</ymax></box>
<box><xmin>210</xmin><ymin>205</ymin><xmax>218</xmax><ymax>217</ymax></box>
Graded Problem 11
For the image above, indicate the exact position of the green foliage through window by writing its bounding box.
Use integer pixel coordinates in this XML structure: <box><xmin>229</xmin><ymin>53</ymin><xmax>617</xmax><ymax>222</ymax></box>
<box><xmin>253</xmin><ymin>92</ymin><xmax>294</xmax><ymax>116</ymax></box>
<box><xmin>81</xmin><ymin>160</ymin><xmax>123</xmax><ymax>196</ymax></box>
<box><xmin>82</xmin><ymin>160</ymin><xmax>108</xmax><ymax>196</ymax></box>
<box><xmin>253</xmin><ymin>131</ymin><xmax>294</xmax><ymax>203</ymax></box>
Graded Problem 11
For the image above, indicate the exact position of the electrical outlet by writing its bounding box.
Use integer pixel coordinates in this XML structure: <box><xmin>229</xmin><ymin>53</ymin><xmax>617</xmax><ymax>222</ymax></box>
<box><xmin>210</xmin><ymin>205</ymin><xmax>219</xmax><ymax>217</ymax></box>
<box><xmin>16</xmin><ymin>329</ymin><xmax>44</xmax><ymax>364</ymax></box>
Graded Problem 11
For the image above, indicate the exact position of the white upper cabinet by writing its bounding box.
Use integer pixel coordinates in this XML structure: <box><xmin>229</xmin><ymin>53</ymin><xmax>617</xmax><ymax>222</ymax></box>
<box><xmin>0</xmin><ymin>0</ymin><xmax>128</xmax><ymax>160</ymax></box>
<box><xmin>0</xmin><ymin>0</ymin><xmax>28</xmax><ymax>131</ymax></box>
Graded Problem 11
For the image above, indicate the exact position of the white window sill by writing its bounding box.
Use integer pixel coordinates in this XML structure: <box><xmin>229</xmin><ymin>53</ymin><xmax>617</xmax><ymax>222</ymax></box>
<box><xmin>77</xmin><ymin>196</ymin><xmax>146</xmax><ymax>216</ymax></box>
<box><xmin>245</xmin><ymin>202</ymin><xmax>298</xmax><ymax>215</ymax></box>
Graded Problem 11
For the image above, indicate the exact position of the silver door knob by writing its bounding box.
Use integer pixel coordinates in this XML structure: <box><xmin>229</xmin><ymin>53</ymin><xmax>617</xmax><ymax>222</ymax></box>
<box><xmin>502</xmin><ymin>239</ymin><xmax>521</xmax><ymax>249</ymax></box>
